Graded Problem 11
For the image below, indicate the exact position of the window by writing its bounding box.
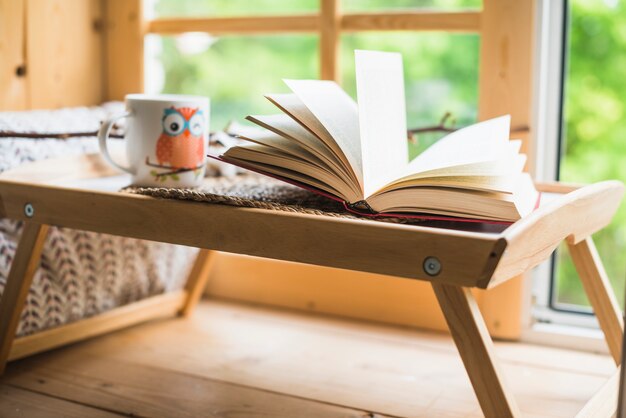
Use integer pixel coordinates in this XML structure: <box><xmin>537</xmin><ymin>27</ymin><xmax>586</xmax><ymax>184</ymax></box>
<box><xmin>530</xmin><ymin>0</ymin><xmax>625</xmax><ymax>337</ymax></box>
<box><xmin>146</xmin><ymin>0</ymin><xmax>482</xmax><ymax>161</ymax></box>
<box><xmin>149</xmin><ymin>0</ymin><xmax>319</xmax><ymax>17</ymax></box>
<box><xmin>147</xmin><ymin>34</ymin><xmax>320</xmax><ymax>129</ymax></box>
<box><xmin>340</xmin><ymin>31</ymin><xmax>479</xmax><ymax>148</ymax></box>
<box><xmin>552</xmin><ymin>0</ymin><xmax>626</xmax><ymax>312</ymax></box>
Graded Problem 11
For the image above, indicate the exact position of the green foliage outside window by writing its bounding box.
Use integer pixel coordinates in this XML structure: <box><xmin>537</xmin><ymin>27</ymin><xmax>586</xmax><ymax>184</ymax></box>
<box><xmin>554</xmin><ymin>0</ymin><xmax>626</xmax><ymax>308</ymax></box>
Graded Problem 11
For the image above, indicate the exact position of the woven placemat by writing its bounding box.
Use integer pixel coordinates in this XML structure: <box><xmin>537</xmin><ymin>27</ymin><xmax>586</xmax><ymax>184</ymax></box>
<box><xmin>123</xmin><ymin>174</ymin><xmax>424</xmax><ymax>225</ymax></box>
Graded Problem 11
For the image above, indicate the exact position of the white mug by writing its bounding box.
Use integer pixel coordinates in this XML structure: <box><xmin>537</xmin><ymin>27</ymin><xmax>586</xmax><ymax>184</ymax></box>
<box><xmin>99</xmin><ymin>94</ymin><xmax>210</xmax><ymax>187</ymax></box>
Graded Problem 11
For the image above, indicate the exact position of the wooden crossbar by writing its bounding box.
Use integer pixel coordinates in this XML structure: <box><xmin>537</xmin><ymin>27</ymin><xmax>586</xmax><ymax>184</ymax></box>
<box><xmin>180</xmin><ymin>249</ymin><xmax>217</xmax><ymax>317</ymax></box>
<box><xmin>0</xmin><ymin>223</ymin><xmax>49</xmax><ymax>374</ymax></box>
<box><xmin>146</xmin><ymin>11</ymin><xmax>482</xmax><ymax>36</ymax></box>
<box><xmin>0</xmin><ymin>226</ymin><xmax>216</xmax><ymax>372</ymax></box>
<box><xmin>9</xmin><ymin>290</ymin><xmax>187</xmax><ymax>361</ymax></box>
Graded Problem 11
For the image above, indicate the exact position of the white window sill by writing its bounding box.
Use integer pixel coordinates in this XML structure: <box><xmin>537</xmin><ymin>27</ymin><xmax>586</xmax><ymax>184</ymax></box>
<box><xmin>521</xmin><ymin>321</ymin><xmax>608</xmax><ymax>355</ymax></box>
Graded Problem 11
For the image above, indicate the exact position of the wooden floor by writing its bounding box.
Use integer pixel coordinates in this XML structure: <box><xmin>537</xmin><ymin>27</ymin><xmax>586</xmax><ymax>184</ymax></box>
<box><xmin>0</xmin><ymin>299</ymin><xmax>615</xmax><ymax>418</ymax></box>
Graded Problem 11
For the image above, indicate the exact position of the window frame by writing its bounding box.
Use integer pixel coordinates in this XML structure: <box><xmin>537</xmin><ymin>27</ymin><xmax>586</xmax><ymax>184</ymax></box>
<box><xmin>142</xmin><ymin>0</ymin><xmax>484</xmax><ymax>83</ymax></box>
<box><xmin>521</xmin><ymin>0</ymin><xmax>611</xmax><ymax>353</ymax></box>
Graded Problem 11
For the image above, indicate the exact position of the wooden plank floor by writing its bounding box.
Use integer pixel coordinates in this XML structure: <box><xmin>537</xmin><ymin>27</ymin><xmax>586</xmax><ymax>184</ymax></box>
<box><xmin>0</xmin><ymin>299</ymin><xmax>615</xmax><ymax>418</ymax></box>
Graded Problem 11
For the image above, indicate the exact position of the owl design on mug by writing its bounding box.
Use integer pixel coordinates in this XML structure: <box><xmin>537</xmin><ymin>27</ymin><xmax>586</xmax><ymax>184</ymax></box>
<box><xmin>156</xmin><ymin>106</ymin><xmax>205</xmax><ymax>170</ymax></box>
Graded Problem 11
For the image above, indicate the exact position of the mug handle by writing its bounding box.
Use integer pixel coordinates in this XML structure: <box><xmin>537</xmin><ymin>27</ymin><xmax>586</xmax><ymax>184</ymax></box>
<box><xmin>98</xmin><ymin>111</ymin><xmax>136</xmax><ymax>175</ymax></box>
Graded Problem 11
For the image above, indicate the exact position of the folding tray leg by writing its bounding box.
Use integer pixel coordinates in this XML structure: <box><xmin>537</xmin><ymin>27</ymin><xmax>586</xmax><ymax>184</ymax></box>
<box><xmin>432</xmin><ymin>283</ymin><xmax>521</xmax><ymax>418</ymax></box>
<box><xmin>179</xmin><ymin>249</ymin><xmax>217</xmax><ymax>317</ymax></box>
<box><xmin>568</xmin><ymin>237</ymin><xmax>624</xmax><ymax>365</ymax></box>
<box><xmin>0</xmin><ymin>222</ymin><xmax>49</xmax><ymax>375</ymax></box>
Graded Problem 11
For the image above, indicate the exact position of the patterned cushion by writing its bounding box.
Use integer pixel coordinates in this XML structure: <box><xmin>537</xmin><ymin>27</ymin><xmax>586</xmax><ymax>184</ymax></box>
<box><xmin>0</xmin><ymin>104</ymin><xmax>198</xmax><ymax>337</ymax></box>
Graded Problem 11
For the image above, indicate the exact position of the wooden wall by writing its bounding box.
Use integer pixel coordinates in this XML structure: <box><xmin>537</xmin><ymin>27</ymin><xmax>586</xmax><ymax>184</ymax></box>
<box><xmin>0</xmin><ymin>0</ymin><xmax>28</xmax><ymax>111</ymax></box>
<box><xmin>0</xmin><ymin>0</ymin><xmax>144</xmax><ymax>110</ymax></box>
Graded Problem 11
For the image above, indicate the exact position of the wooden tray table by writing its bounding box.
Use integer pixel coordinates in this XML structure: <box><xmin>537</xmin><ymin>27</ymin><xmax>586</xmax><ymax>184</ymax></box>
<box><xmin>0</xmin><ymin>153</ymin><xmax>623</xmax><ymax>417</ymax></box>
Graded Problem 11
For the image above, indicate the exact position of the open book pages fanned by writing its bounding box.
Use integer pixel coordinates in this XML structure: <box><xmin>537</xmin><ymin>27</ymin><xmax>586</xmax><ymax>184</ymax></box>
<box><xmin>217</xmin><ymin>50</ymin><xmax>539</xmax><ymax>223</ymax></box>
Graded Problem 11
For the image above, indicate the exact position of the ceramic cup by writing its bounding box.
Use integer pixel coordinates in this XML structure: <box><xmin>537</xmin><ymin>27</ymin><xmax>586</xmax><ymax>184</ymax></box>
<box><xmin>98</xmin><ymin>94</ymin><xmax>210</xmax><ymax>187</ymax></box>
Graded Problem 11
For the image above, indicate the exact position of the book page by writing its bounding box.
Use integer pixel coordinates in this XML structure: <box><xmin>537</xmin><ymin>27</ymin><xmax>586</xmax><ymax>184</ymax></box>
<box><xmin>247</xmin><ymin>114</ymin><xmax>336</xmax><ymax>160</ymax></box>
<box><xmin>246</xmin><ymin>113</ymin><xmax>351</xmax><ymax>180</ymax></box>
<box><xmin>355</xmin><ymin>50</ymin><xmax>409</xmax><ymax>198</ymax></box>
<box><xmin>283</xmin><ymin>79</ymin><xmax>364</xmax><ymax>195</ymax></box>
<box><xmin>402</xmin><ymin>115</ymin><xmax>511</xmax><ymax>175</ymax></box>
<box><xmin>236</xmin><ymin>129</ymin><xmax>330</xmax><ymax>170</ymax></box>
<box><xmin>392</xmin><ymin>138</ymin><xmax>523</xmax><ymax>182</ymax></box>
<box><xmin>223</xmin><ymin>145</ymin><xmax>359</xmax><ymax>202</ymax></box>
<box><xmin>265</xmin><ymin>93</ymin><xmax>362</xmax><ymax>190</ymax></box>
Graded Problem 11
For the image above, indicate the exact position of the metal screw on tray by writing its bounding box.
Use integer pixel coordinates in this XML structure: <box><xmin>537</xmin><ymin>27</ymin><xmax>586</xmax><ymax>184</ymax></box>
<box><xmin>423</xmin><ymin>256</ymin><xmax>441</xmax><ymax>276</ymax></box>
<box><xmin>24</xmin><ymin>203</ymin><xmax>34</xmax><ymax>218</ymax></box>
<box><xmin>15</xmin><ymin>65</ymin><xmax>26</xmax><ymax>77</ymax></box>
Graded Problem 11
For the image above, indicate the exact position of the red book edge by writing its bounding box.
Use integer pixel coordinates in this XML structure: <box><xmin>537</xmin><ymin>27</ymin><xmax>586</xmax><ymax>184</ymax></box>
<box><xmin>208</xmin><ymin>154</ymin><xmax>542</xmax><ymax>226</ymax></box>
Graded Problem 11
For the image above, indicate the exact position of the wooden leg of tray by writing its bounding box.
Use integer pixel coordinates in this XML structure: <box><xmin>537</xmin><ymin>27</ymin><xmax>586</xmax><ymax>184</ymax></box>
<box><xmin>575</xmin><ymin>366</ymin><xmax>620</xmax><ymax>418</ymax></box>
<box><xmin>568</xmin><ymin>237</ymin><xmax>624</xmax><ymax>365</ymax></box>
<box><xmin>0</xmin><ymin>222</ymin><xmax>49</xmax><ymax>375</ymax></box>
<box><xmin>432</xmin><ymin>283</ymin><xmax>521</xmax><ymax>418</ymax></box>
<box><xmin>179</xmin><ymin>249</ymin><xmax>217</xmax><ymax>317</ymax></box>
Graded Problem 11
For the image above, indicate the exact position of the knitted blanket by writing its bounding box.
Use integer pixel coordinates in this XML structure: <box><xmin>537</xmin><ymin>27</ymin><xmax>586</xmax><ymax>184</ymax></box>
<box><xmin>0</xmin><ymin>104</ymin><xmax>197</xmax><ymax>337</ymax></box>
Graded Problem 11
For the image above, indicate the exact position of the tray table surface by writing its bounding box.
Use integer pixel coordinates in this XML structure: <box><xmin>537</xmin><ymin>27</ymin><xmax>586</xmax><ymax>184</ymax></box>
<box><xmin>0</xmin><ymin>154</ymin><xmax>622</xmax><ymax>289</ymax></box>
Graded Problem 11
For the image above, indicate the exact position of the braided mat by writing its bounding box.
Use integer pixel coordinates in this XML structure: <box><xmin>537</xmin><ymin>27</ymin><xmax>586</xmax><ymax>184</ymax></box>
<box><xmin>124</xmin><ymin>174</ymin><xmax>423</xmax><ymax>225</ymax></box>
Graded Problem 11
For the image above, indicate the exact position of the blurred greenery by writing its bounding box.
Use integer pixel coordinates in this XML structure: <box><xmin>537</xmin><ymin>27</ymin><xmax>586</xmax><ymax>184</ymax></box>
<box><xmin>554</xmin><ymin>0</ymin><xmax>626</xmax><ymax>309</ymax></box>
<box><xmin>152</xmin><ymin>0</ymin><xmax>625</xmax><ymax>309</ymax></box>
<box><xmin>341</xmin><ymin>0</ymin><xmax>480</xmax><ymax>11</ymax></box>
<box><xmin>156</xmin><ymin>34</ymin><xmax>319</xmax><ymax>128</ymax></box>
<box><xmin>150</xmin><ymin>0</ymin><xmax>318</xmax><ymax>17</ymax></box>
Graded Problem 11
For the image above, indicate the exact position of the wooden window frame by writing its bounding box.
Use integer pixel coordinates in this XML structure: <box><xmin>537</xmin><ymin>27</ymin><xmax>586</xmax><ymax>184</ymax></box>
<box><xmin>103</xmin><ymin>0</ymin><xmax>535</xmax><ymax>339</ymax></box>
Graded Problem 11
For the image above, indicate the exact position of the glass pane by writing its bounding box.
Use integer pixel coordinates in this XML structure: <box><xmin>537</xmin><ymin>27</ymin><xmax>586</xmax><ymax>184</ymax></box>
<box><xmin>342</xmin><ymin>0</ymin><xmax>481</xmax><ymax>12</ymax></box>
<box><xmin>552</xmin><ymin>0</ymin><xmax>626</xmax><ymax>309</ymax></box>
<box><xmin>147</xmin><ymin>34</ymin><xmax>318</xmax><ymax>130</ymax></box>
<box><xmin>147</xmin><ymin>0</ymin><xmax>318</xmax><ymax>18</ymax></box>
<box><xmin>341</xmin><ymin>32</ymin><xmax>479</xmax><ymax>159</ymax></box>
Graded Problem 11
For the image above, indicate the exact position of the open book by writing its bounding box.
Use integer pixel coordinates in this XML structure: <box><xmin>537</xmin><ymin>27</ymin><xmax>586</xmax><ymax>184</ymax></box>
<box><xmin>215</xmin><ymin>50</ymin><xmax>538</xmax><ymax>222</ymax></box>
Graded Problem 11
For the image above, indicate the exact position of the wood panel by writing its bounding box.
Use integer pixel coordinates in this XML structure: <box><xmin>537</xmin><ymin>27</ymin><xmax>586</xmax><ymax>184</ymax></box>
<box><xmin>341</xmin><ymin>11</ymin><xmax>481</xmax><ymax>32</ymax></box>
<box><xmin>536</xmin><ymin>181</ymin><xmax>582</xmax><ymax>194</ymax></box>
<box><xmin>207</xmin><ymin>253</ymin><xmax>450</xmax><ymax>333</ymax></box>
<box><xmin>6</xmin><ymin>351</ymin><xmax>384</xmax><ymax>418</ymax></box>
<box><xmin>0</xmin><ymin>180</ymin><xmax>503</xmax><ymax>288</ymax></box>
<box><xmin>180</xmin><ymin>249</ymin><xmax>216</xmax><ymax>316</ymax></box>
<box><xmin>320</xmin><ymin>0</ymin><xmax>340</xmax><ymax>81</ymax></box>
<box><xmin>25</xmin><ymin>0</ymin><xmax>104</xmax><ymax>109</ymax></box>
<box><xmin>476</xmin><ymin>0</ymin><xmax>536</xmax><ymax>340</ymax></box>
<box><xmin>10</xmin><ymin>290</ymin><xmax>187</xmax><ymax>361</ymax></box>
<box><xmin>0</xmin><ymin>385</ymin><xmax>121</xmax><ymax>418</ymax></box>
<box><xmin>4</xmin><ymin>301</ymin><xmax>613</xmax><ymax>418</ymax></box>
<box><xmin>146</xmin><ymin>11</ymin><xmax>482</xmax><ymax>35</ymax></box>
<box><xmin>477</xmin><ymin>277</ymin><xmax>524</xmax><ymax>339</ymax></box>
<box><xmin>148</xmin><ymin>15</ymin><xmax>319</xmax><ymax>35</ymax></box>
<box><xmin>103</xmin><ymin>0</ymin><xmax>144</xmax><ymax>100</ymax></box>
<box><xmin>494</xmin><ymin>181</ymin><xmax>624</xmax><ymax>285</ymax></box>
<box><xmin>0</xmin><ymin>0</ymin><xmax>27</xmax><ymax>111</ymax></box>
<box><xmin>0</xmin><ymin>152</ymin><xmax>119</xmax><ymax>184</ymax></box>
<box><xmin>478</xmin><ymin>0</ymin><xmax>535</xmax><ymax>142</ymax></box>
